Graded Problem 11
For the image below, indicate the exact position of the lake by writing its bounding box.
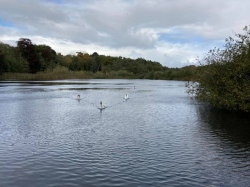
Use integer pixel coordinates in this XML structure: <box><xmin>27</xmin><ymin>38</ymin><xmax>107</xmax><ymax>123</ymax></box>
<box><xmin>0</xmin><ymin>79</ymin><xmax>249</xmax><ymax>187</ymax></box>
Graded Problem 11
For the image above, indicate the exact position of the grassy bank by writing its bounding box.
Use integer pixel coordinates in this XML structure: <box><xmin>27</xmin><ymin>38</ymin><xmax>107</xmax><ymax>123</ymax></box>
<box><xmin>0</xmin><ymin>72</ymin><xmax>87</xmax><ymax>80</ymax></box>
<box><xmin>0</xmin><ymin>71</ymin><xmax>138</xmax><ymax>81</ymax></box>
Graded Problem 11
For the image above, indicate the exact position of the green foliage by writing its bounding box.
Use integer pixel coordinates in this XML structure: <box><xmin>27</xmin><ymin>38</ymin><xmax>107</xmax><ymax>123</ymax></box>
<box><xmin>0</xmin><ymin>47</ymin><xmax>5</xmax><ymax>74</ymax></box>
<box><xmin>1</xmin><ymin>38</ymin><xmax>200</xmax><ymax>81</ymax></box>
<box><xmin>0</xmin><ymin>42</ymin><xmax>29</xmax><ymax>73</ymax></box>
<box><xmin>17</xmin><ymin>38</ymin><xmax>41</xmax><ymax>73</ymax></box>
<box><xmin>35</xmin><ymin>44</ymin><xmax>57</xmax><ymax>71</ymax></box>
<box><xmin>187</xmin><ymin>26</ymin><xmax>250</xmax><ymax>112</ymax></box>
<box><xmin>51</xmin><ymin>65</ymin><xmax>69</xmax><ymax>73</ymax></box>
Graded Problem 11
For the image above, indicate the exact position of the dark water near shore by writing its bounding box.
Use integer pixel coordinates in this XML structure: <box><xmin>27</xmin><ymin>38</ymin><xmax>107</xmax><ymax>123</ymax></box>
<box><xmin>0</xmin><ymin>79</ymin><xmax>249</xmax><ymax>187</ymax></box>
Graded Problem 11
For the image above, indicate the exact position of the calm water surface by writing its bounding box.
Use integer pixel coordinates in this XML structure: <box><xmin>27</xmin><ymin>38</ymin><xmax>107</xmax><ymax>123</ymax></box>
<box><xmin>0</xmin><ymin>79</ymin><xmax>249</xmax><ymax>187</ymax></box>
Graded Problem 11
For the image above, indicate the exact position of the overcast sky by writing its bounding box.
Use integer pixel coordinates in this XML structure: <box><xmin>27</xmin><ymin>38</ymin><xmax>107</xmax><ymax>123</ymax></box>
<box><xmin>0</xmin><ymin>0</ymin><xmax>249</xmax><ymax>67</ymax></box>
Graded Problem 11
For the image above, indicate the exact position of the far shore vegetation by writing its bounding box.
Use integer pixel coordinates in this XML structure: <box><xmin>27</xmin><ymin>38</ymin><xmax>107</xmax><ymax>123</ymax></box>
<box><xmin>1</xmin><ymin>26</ymin><xmax>250</xmax><ymax>113</ymax></box>
<box><xmin>0</xmin><ymin>38</ymin><xmax>198</xmax><ymax>81</ymax></box>
<box><xmin>0</xmin><ymin>66</ymin><xmax>199</xmax><ymax>81</ymax></box>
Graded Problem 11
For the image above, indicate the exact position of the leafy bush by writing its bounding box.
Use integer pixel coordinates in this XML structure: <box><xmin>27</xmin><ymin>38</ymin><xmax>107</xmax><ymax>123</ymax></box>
<box><xmin>187</xmin><ymin>26</ymin><xmax>250</xmax><ymax>112</ymax></box>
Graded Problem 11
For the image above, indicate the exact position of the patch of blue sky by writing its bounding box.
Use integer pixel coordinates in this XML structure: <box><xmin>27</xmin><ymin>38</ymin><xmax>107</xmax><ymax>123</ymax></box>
<box><xmin>45</xmin><ymin>0</ymin><xmax>64</xmax><ymax>4</ymax></box>
<box><xmin>0</xmin><ymin>18</ymin><xmax>13</xmax><ymax>28</ymax></box>
<box><xmin>159</xmin><ymin>33</ymin><xmax>209</xmax><ymax>45</ymax></box>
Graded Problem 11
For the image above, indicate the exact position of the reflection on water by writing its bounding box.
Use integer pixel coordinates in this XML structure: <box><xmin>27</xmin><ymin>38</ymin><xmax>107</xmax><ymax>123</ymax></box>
<box><xmin>0</xmin><ymin>80</ymin><xmax>250</xmax><ymax>187</ymax></box>
<box><xmin>198</xmin><ymin>105</ymin><xmax>250</xmax><ymax>145</ymax></box>
<box><xmin>196</xmin><ymin>105</ymin><xmax>250</xmax><ymax>179</ymax></box>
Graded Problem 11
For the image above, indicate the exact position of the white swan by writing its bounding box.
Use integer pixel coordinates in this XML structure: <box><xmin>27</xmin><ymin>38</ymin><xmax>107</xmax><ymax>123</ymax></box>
<box><xmin>76</xmin><ymin>95</ymin><xmax>81</xmax><ymax>100</ymax></box>
<box><xmin>124</xmin><ymin>94</ymin><xmax>129</xmax><ymax>100</ymax></box>
<box><xmin>98</xmin><ymin>101</ymin><xmax>106</xmax><ymax>109</ymax></box>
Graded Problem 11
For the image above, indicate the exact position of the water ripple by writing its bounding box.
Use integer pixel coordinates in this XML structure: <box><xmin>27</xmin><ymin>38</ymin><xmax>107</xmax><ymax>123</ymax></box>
<box><xmin>0</xmin><ymin>80</ymin><xmax>250</xmax><ymax>187</ymax></box>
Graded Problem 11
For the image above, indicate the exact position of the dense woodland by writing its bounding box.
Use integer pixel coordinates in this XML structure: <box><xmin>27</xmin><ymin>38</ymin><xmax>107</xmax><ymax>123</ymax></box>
<box><xmin>0</xmin><ymin>38</ymin><xmax>198</xmax><ymax>80</ymax></box>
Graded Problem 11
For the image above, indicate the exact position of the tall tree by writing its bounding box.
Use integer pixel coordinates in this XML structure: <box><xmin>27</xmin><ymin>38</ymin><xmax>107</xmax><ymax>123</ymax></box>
<box><xmin>17</xmin><ymin>38</ymin><xmax>40</xmax><ymax>73</ymax></box>
<box><xmin>35</xmin><ymin>44</ymin><xmax>57</xmax><ymax>71</ymax></box>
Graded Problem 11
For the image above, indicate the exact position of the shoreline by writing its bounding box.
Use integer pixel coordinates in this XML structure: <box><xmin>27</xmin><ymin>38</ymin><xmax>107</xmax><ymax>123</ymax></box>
<box><xmin>0</xmin><ymin>72</ymin><xmax>192</xmax><ymax>81</ymax></box>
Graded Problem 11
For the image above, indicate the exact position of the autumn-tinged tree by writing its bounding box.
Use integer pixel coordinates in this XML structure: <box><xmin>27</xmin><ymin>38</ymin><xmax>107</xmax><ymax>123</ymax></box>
<box><xmin>187</xmin><ymin>26</ymin><xmax>250</xmax><ymax>112</ymax></box>
<box><xmin>67</xmin><ymin>52</ymin><xmax>100</xmax><ymax>72</ymax></box>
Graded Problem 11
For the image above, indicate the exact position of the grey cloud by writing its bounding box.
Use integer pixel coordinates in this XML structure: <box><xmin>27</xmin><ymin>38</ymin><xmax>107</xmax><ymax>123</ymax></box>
<box><xmin>0</xmin><ymin>0</ymin><xmax>250</xmax><ymax>67</ymax></box>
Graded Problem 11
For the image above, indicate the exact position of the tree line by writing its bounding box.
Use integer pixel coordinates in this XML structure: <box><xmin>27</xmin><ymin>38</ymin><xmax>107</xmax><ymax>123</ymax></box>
<box><xmin>0</xmin><ymin>38</ymin><xmax>198</xmax><ymax>80</ymax></box>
